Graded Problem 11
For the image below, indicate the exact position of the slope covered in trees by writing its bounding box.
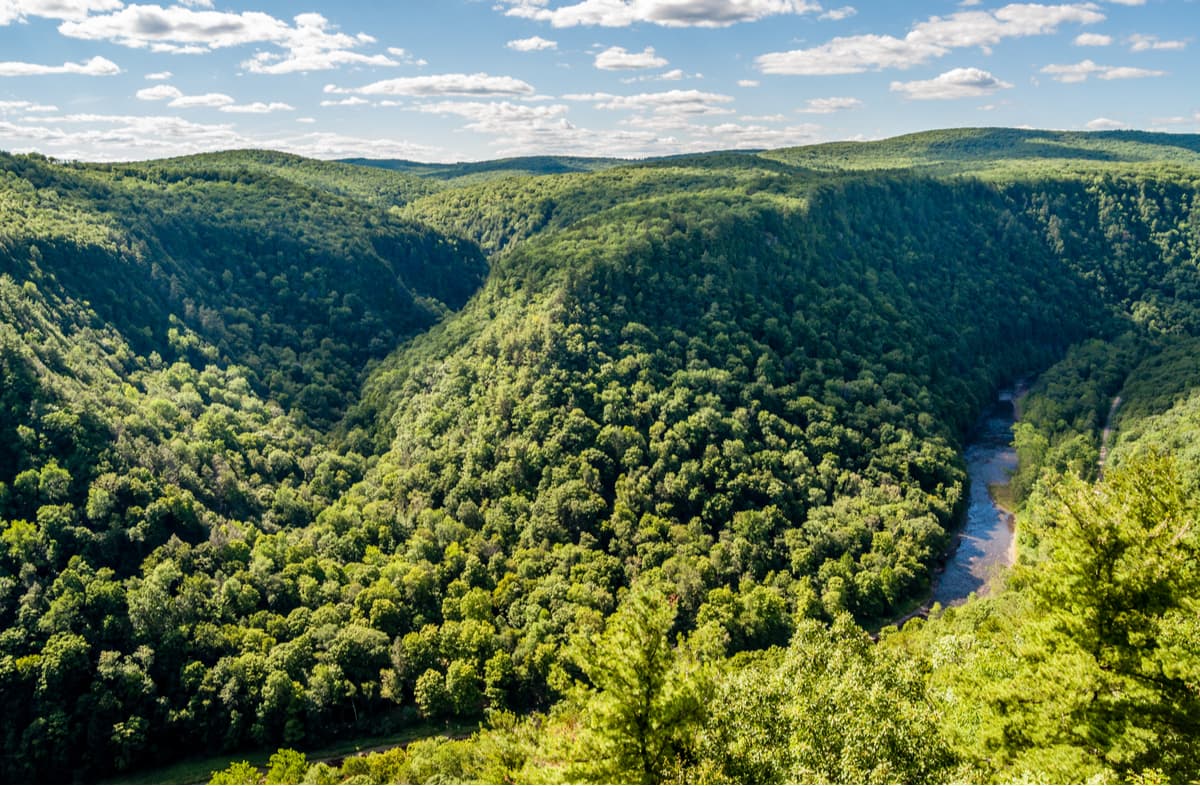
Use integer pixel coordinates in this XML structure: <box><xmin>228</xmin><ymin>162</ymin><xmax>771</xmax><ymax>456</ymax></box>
<box><xmin>1</xmin><ymin>130</ymin><xmax>1199</xmax><ymax>782</ymax></box>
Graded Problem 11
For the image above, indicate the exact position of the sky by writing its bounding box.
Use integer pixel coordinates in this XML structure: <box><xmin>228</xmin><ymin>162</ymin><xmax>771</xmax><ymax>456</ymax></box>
<box><xmin>0</xmin><ymin>0</ymin><xmax>1196</xmax><ymax>162</ymax></box>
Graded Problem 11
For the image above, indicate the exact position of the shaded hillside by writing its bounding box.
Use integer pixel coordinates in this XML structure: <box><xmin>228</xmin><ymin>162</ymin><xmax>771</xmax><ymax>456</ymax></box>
<box><xmin>0</xmin><ymin>151</ymin><xmax>487</xmax><ymax>425</ymax></box>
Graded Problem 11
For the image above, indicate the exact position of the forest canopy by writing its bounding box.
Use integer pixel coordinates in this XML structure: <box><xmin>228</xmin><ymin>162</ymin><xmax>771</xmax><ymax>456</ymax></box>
<box><xmin>1</xmin><ymin>128</ymin><xmax>1199</xmax><ymax>783</ymax></box>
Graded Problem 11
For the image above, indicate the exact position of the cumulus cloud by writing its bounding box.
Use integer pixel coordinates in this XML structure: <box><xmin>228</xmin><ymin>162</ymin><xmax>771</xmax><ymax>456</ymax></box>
<box><xmin>1074</xmin><ymin>32</ymin><xmax>1112</xmax><ymax>45</ymax></box>
<box><xmin>169</xmin><ymin>92</ymin><xmax>235</xmax><ymax>108</ymax></box>
<box><xmin>326</xmin><ymin>72</ymin><xmax>536</xmax><ymax>97</ymax></box>
<box><xmin>890</xmin><ymin>66</ymin><xmax>1012</xmax><ymax>99</ymax></box>
<box><xmin>0</xmin><ymin>0</ymin><xmax>122</xmax><ymax>24</ymax></box>
<box><xmin>565</xmin><ymin>88</ymin><xmax>735</xmax><ymax>115</ymax></box>
<box><xmin>797</xmin><ymin>95</ymin><xmax>862</xmax><ymax>113</ymax></box>
<box><xmin>1128</xmin><ymin>34</ymin><xmax>1186</xmax><ymax>52</ymax></box>
<box><xmin>244</xmin><ymin>49</ymin><xmax>398</xmax><ymax>75</ymax></box>
<box><xmin>136</xmin><ymin>82</ymin><xmax>289</xmax><ymax>112</ymax></box>
<box><xmin>507</xmin><ymin>35</ymin><xmax>558</xmax><ymax>51</ymax></box>
<box><xmin>818</xmin><ymin>6</ymin><xmax>856</xmax><ymax>20</ymax></box>
<box><xmin>496</xmin><ymin>0</ymin><xmax>821</xmax><ymax>28</ymax></box>
<box><xmin>757</xmin><ymin>3</ymin><xmax>1105</xmax><ymax>75</ymax></box>
<box><xmin>594</xmin><ymin>45</ymin><xmax>668</xmax><ymax>70</ymax></box>
<box><xmin>319</xmin><ymin>96</ymin><xmax>370</xmax><ymax>106</ymax></box>
<box><xmin>135</xmin><ymin>84</ymin><xmax>183</xmax><ymax>101</ymax></box>
<box><xmin>135</xmin><ymin>84</ymin><xmax>234</xmax><ymax>107</ymax></box>
<box><xmin>219</xmin><ymin>101</ymin><xmax>293</xmax><ymax>114</ymax></box>
<box><xmin>145</xmin><ymin>70</ymin><xmax>173</xmax><ymax>80</ymax></box>
<box><xmin>0</xmin><ymin>99</ymin><xmax>57</xmax><ymax>112</ymax></box>
<box><xmin>737</xmin><ymin>79</ymin><xmax>760</xmax><ymax>87</ymax></box>
<box><xmin>57</xmin><ymin>5</ymin><xmax>400</xmax><ymax>75</ymax></box>
<box><xmin>413</xmin><ymin>100</ymin><xmax>572</xmax><ymax>135</ymax></box>
<box><xmin>1041</xmin><ymin>58</ymin><xmax>1165</xmax><ymax>82</ymax></box>
<box><xmin>0</xmin><ymin>55</ymin><xmax>120</xmax><ymax>76</ymax></box>
<box><xmin>0</xmin><ymin>110</ymin><xmax>449</xmax><ymax>161</ymax></box>
<box><xmin>620</xmin><ymin>68</ymin><xmax>691</xmax><ymax>83</ymax></box>
<box><xmin>1086</xmin><ymin>117</ymin><xmax>1128</xmax><ymax>129</ymax></box>
<box><xmin>757</xmin><ymin>34</ymin><xmax>943</xmax><ymax>74</ymax></box>
<box><xmin>386</xmin><ymin>47</ymin><xmax>427</xmax><ymax>65</ymax></box>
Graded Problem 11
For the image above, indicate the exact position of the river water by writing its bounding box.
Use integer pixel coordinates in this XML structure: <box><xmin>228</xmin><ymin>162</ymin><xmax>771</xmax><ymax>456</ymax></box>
<box><xmin>930</xmin><ymin>390</ymin><xmax>1019</xmax><ymax>607</ymax></box>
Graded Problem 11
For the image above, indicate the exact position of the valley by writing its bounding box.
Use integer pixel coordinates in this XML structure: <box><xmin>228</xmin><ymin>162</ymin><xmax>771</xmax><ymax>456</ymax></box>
<box><xmin>1</xmin><ymin>128</ymin><xmax>1199</xmax><ymax>783</ymax></box>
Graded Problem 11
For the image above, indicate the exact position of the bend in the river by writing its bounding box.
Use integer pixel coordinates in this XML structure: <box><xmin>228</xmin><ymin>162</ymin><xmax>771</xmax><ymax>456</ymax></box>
<box><xmin>930</xmin><ymin>386</ymin><xmax>1023</xmax><ymax>607</ymax></box>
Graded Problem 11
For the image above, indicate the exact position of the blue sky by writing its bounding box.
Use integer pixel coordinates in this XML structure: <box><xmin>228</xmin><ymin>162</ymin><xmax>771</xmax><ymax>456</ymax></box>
<box><xmin>0</xmin><ymin>0</ymin><xmax>1195</xmax><ymax>162</ymax></box>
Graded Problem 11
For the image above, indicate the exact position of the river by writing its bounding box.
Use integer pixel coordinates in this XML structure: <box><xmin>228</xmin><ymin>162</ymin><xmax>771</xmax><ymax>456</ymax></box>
<box><xmin>930</xmin><ymin>388</ymin><xmax>1020</xmax><ymax>607</ymax></box>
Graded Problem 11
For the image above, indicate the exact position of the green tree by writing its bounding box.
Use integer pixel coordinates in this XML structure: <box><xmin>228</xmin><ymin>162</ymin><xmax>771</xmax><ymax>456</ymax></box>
<box><xmin>568</xmin><ymin>580</ymin><xmax>710</xmax><ymax>784</ymax></box>
<box><xmin>209</xmin><ymin>760</ymin><xmax>262</xmax><ymax>785</ymax></box>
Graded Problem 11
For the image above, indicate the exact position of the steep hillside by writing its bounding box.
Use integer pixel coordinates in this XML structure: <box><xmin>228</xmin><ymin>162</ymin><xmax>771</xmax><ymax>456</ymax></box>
<box><xmin>0</xmin><ymin>151</ymin><xmax>486</xmax><ymax>424</ymax></box>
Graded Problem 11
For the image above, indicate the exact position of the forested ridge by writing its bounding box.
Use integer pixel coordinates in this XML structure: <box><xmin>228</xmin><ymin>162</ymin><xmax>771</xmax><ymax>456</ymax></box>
<box><xmin>1</xmin><ymin>128</ymin><xmax>1199</xmax><ymax>783</ymax></box>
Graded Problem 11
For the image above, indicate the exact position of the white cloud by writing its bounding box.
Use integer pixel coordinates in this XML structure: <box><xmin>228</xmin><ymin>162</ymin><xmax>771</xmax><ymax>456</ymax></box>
<box><xmin>890</xmin><ymin>66</ymin><xmax>1012</xmax><ymax>99</ymax></box>
<box><xmin>168</xmin><ymin>92</ymin><xmax>234</xmax><ymax>108</ymax></box>
<box><xmin>1041</xmin><ymin>58</ymin><xmax>1165</xmax><ymax>82</ymax></box>
<box><xmin>689</xmin><ymin>120</ymin><xmax>823</xmax><ymax>149</ymax></box>
<box><xmin>320</xmin><ymin>96</ymin><xmax>370</xmax><ymax>106</ymax></box>
<box><xmin>136</xmin><ymin>84</ymin><xmax>182</xmax><ymax>101</ymax></box>
<box><xmin>219</xmin><ymin>101</ymin><xmax>293</xmax><ymax>114</ymax></box>
<box><xmin>594</xmin><ymin>45</ymin><xmax>668</xmax><ymax>70</ymax></box>
<box><xmin>0</xmin><ymin>99</ymin><xmax>57</xmax><ymax>112</ymax></box>
<box><xmin>60</xmin><ymin>5</ymin><xmax>293</xmax><ymax>48</ymax></box>
<box><xmin>757</xmin><ymin>3</ymin><xmax>1105</xmax><ymax>75</ymax></box>
<box><xmin>326</xmin><ymin>72</ymin><xmax>536</xmax><ymax>97</ymax></box>
<box><xmin>620</xmin><ymin>67</ymin><xmax>690</xmax><ymax>83</ymax></box>
<box><xmin>797</xmin><ymin>95</ymin><xmax>862</xmax><ymax>113</ymax></box>
<box><xmin>757</xmin><ymin>33</ymin><xmax>943</xmax><ymax>74</ymax></box>
<box><xmin>0</xmin><ymin>0</ymin><xmax>122</xmax><ymax>24</ymax></box>
<box><xmin>0</xmin><ymin>55</ymin><xmax>120</xmax><ymax>76</ymax></box>
<box><xmin>737</xmin><ymin>79</ymin><xmax>760</xmax><ymax>87</ymax></box>
<box><xmin>295</xmin><ymin>117</ymin><xmax>316</xmax><ymax>123</ymax></box>
<box><xmin>1100</xmin><ymin>64</ymin><xmax>1166</xmax><ymax>79</ymax></box>
<box><xmin>150</xmin><ymin>43</ymin><xmax>207</xmax><ymax>55</ymax></box>
<box><xmin>386</xmin><ymin>47</ymin><xmax>427</xmax><ymax>65</ymax></box>
<box><xmin>819</xmin><ymin>6</ymin><xmax>856</xmax><ymax>21</ymax></box>
<box><xmin>1150</xmin><ymin>111</ymin><xmax>1200</xmax><ymax>127</ymax></box>
<box><xmin>1128</xmin><ymin>34</ymin><xmax>1186</xmax><ymax>52</ymax></box>
<box><xmin>413</xmin><ymin>100</ymin><xmax>572</xmax><ymax>135</ymax></box>
<box><xmin>137</xmin><ymin>82</ymin><xmax>286</xmax><ymax>111</ymax></box>
<box><xmin>243</xmin><ymin>49</ymin><xmax>398</xmax><ymax>75</ymax></box>
<box><xmin>507</xmin><ymin>35</ymin><xmax>557</xmax><ymax>51</ymax></box>
<box><xmin>566</xmin><ymin>88</ymin><xmax>734</xmax><ymax>115</ymax></box>
<box><xmin>270</xmin><ymin>131</ymin><xmax>446</xmax><ymax>161</ymax></box>
<box><xmin>59</xmin><ymin>6</ymin><xmax>396</xmax><ymax>75</ymax></box>
<box><xmin>1074</xmin><ymin>32</ymin><xmax>1112</xmax><ymax>45</ymax></box>
<box><xmin>1086</xmin><ymin>117</ymin><xmax>1128</xmax><ymax>129</ymax></box>
<box><xmin>145</xmin><ymin>70</ymin><xmax>173</xmax><ymax>80</ymax></box>
<box><xmin>1104</xmin><ymin>0</ymin><xmax>1144</xmax><ymax>5</ymax></box>
<box><xmin>0</xmin><ymin>110</ymin><xmax>449</xmax><ymax>162</ymax></box>
<box><xmin>497</xmin><ymin>0</ymin><xmax>821</xmax><ymax>28</ymax></box>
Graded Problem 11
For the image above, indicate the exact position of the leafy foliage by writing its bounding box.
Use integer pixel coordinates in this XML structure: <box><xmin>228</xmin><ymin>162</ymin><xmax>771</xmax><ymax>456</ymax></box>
<box><xmin>1</xmin><ymin>130</ymin><xmax>1200</xmax><ymax>782</ymax></box>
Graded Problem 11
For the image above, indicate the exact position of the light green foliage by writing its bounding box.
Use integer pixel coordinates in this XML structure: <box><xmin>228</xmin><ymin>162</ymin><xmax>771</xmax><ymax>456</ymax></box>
<box><xmin>209</xmin><ymin>760</ymin><xmax>263</xmax><ymax>784</ymax></box>
<box><xmin>1020</xmin><ymin>455</ymin><xmax>1200</xmax><ymax>780</ymax></box>
<box><xmin>567</xmin><ymin>581</ymin><xmax>711</xmax><ymax>783</ymax></box>
<box><xmin>695</xmin><ymin>615</ymin><xmax>955</xmax><ymax>784</ymax></box>
<box><xmin>264</xmin><ymin>748</ymin><xmax>308</xmax><ymax>784</ymax></box>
